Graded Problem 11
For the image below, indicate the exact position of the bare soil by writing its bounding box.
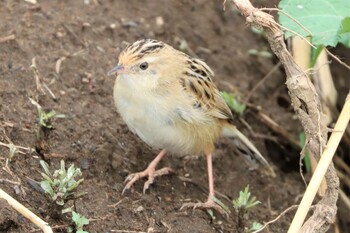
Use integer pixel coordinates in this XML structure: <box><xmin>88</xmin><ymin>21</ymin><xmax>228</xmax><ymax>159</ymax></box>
<box><xmin>0</xmin><ymin>1</ymin><xmax>349</xmax><ymax>233</ymax></box>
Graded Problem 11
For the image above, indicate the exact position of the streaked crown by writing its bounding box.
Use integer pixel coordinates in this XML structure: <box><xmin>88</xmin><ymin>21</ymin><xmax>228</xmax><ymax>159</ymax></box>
<box><xmin>118</xmin><ymin>39</ymin><xmax>166</xmax><ymax>66</ymax></box>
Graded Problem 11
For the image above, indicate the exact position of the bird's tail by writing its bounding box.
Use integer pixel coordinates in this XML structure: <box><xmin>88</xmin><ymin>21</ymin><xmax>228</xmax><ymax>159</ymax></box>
<box><xmin>222</xmin><ymin>123</ymin><xmax>275</xmax><ymax>177</ymax></box>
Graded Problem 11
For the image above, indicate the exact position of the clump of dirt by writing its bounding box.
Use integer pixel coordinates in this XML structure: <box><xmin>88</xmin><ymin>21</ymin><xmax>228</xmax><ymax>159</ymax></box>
<box><xmin>0</xmin><ymin>1</ymin><xmax>348</xmax><ymax>233</ymax></box>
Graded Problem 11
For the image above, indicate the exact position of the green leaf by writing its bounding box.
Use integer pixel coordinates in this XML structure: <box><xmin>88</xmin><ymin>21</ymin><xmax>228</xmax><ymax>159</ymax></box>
<box><xmin>338</xmin><ymin>17</ymin><xmax>350</xmax><ymax>47</ymax></box>
<box><xmin>40</xmin><ymin>180</ymin><xmax>54</xmax><ymax>196</ymax></box>
<box><xmin>59</xmin><ymin>160</ymin><xmax>67</xmax><ymax>182</ymax></box>
<box><xmin>62</xmin><ymin>207</ymin><xmax>73</xmax><ymax>214</ymax></box>
<box><xmin>72</xmin><ymin>211</ymin><xmax>79</xmax><ymax>222</ymax></box>
<box><xmin>67</xmin><ymin>179</ymin><xmax>84</xmax><ymax>192</ymax></box>
<box><xmin>310</xmin><ymin>45</ymin><xmax>324</xmax><ymax>68</ymax></box>
<box><xmin>40</xmin><ymin>160</ymin><xmax>52</xmax><ymax>177</ymax></box>
<box><xmin>210</xmin><ymin>196</ymin><xmax>231</xmax><ymax>214</ymax></box>
<box><xmin>299</xmin><ymin>132</ymin><xmax>311</xmax><ymax>172</ymax></box>
<box><xmin>45</xmin><ymin>110</ymin><xmax>56</xmax><ymax>119</ymax></box>
<box><xmin>248</xmin><ymin>222</ymin><xmax>263</xmax><ymax>232</ymax></box>
<box><xmin>54</xmin><ymin>114</ymin><xmax>66</xmax><ymax>118</ymax></box>
<box><xmin>66</xmin><ymin>165</ymin><xmax>76</xmax><ymax>181</ymax></box>
<box><xmin>221</xmin><ymin>91</ymin><xmax>246</xmax><ymax>115</ymax></box>
<box><xmin>232</xmin><ymin>185</ymin><xmax>260</xmax><ymax>212</ymax></box>
<box><xmin>8</xmin><ymin>143</ymin><xmax>17</xmax><ymax>161</ymax></box>
<box><xmin>41</xmin><ymin>173</ymin><xmax>54</xmax><ymax>184</ymax></box>
<box><xmin>72</xmin><ymin>211</ymin><xmax>89</xmax><ymax>228</ymax></box>
<box><xmin>279</xmin><ymin>0</ymin><xmax>350</xmax><ymax>47</ymax></box>
<box><xmin>39</xmin><ymin>159</ymin><xmax>85</xmax><ymax>207</ymax></box>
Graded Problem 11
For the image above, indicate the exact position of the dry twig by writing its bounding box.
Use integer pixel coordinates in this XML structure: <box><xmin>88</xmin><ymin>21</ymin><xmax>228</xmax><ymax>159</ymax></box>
<box><xmin>292</xmin><ymin>94</ymin><xmax>349</xmax><ymax>233</ymax></box>
<box><xmin>0</xmin><ymin>188</ymin><xmax>53</xmax><ymax>233</ymax></box>
<box><xmin>0</xmin><ymin>141</ymin><xmax>34</xmax><ymax>155</ymax></box>
<box><xmin>0</xmin><ymin>34</ymin><xmax>15</xmax><ymax>43</ymax></box>
<box><xmin>30</xmin><ymin>58</ymin><xmax>46</xmax><ymax>95</ymax></box>
<box><xmin>252</xmin><ymin>205</ymin><xmax>299</xmax><ymax>233</ymax></box>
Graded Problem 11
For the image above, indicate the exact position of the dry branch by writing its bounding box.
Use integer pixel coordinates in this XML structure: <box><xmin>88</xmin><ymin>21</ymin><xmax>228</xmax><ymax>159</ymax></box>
<box><xmin>229</xmin><ymin>0</ymin><xmax>339</xmax><ymax>232</ymax></box>
<box><xmin>0</xmin><ymin>188</ymin><xmax>53</xmax><ymax>233</ymax></box>
<box><xmin>295</xmin><ymin>94</ymin><xmax>349</xmax><ymax>232</ymax></box>
<box><xmin>0</xmin><ymin>34</ymin><xmax>15</xmax><ymax>43</ymax></box>
<box><xmin>31</xmin><ymin>58</ymin><xmax>46</xmax><ymax>95</ymax></box>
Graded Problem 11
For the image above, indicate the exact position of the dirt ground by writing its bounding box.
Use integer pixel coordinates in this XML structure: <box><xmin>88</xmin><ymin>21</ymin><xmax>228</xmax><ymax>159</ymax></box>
<box><xmin>0</xmin><ymin>0</ymin><xmax>349</xmax><ymax>233</ymax></box>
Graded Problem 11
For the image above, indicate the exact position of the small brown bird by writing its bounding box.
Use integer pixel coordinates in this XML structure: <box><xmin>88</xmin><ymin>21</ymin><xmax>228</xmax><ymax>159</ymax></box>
<box><xmin>108</xmin><ymin>39</ymin><xmax>273</xmax><ymax>214</ymax></box>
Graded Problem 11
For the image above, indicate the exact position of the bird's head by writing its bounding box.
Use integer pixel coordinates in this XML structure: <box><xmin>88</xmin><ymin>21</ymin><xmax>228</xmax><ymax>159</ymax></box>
<box><xmin>108</xmin><ymin>39</ymin><xmax>184</xmax><ymax>82</ymax></box>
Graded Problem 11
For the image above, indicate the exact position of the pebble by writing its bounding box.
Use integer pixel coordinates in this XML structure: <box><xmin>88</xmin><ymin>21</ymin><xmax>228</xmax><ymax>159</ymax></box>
<box><xmin>156</xmin><ymin>16</ymin><xmax>164</xmax><ymax>27</ymax></box>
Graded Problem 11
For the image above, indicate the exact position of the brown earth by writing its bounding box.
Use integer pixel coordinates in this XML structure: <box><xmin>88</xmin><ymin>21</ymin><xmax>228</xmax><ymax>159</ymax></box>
<box><xmin>0</xmin><ymin>0</ymin><xmax>349</xmax><ymax>233</ymax></box>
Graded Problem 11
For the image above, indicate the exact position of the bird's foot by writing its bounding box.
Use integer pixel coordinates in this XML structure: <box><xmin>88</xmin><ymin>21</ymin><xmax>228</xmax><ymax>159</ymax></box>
<box><xmin>180</xmin><ymin>196</ymin><xmax>229</xmax><ymax>217</ymax></box>
<box><xmin>122</xmin><ymin>166</ymin><xmax>174</xmax><ymax>194</ymax></box>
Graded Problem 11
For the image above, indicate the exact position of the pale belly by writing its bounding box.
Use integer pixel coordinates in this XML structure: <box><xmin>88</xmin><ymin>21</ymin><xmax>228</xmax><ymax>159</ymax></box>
<box><xmin>115</xmin><ymin>96</ymin><xmax>189</xmax><ymax>154</ymax></box>
<box><xmin>113</xmin><ymin>77</ymin><xmax>221</xmax><ymax>155</ymax></box>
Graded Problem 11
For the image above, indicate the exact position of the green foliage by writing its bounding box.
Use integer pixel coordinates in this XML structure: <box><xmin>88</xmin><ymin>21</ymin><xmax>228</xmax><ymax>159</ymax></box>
<box><xmin>40</xmin><ymin>160</ymin><xmax>85</xmax><ymax>206</ymax></box>
<box><xmin>246</xmin><ymin>222</ymin><xmax>263</xmax><ymax>233</ymax></box>
<box><xmin>248</xmin><ymin>49</ymin><xmax>273</xmax><ymax>58</ymax></box>
<box><xmin>71</xmin><ymin>211</ymin><xmax>89</xmax><ymax>233</ymax></box>
<box><xmin>251</xmin><ymin>26</ymin><xmax>265</xmax><ymax>36</ymax></box>
<box><xmin>38</xmin><ymin>109</ymin><xmax>65</xmax><ymax>129</ymax></box>
<box><xmin>279</xmin><ymin>0</ymin><xmax>350</xmax><ymax>47</ymax></box>
<box><xmin>338</xmin><ymin>17</ymin><xmax>350</xmax><ymax>47</ymax></box>
<box><xmin>232</xmin><ymin>185</ymin><xmax>261</xmax><ymax>213</ymax></box>
<box><xmin>8</xmin><ymin>143</ymin><xmax>17</xmax><ymax>161</ymax></box>
<box><xmin>29</xmin><ymin>97</ymin><xmax>65</xmax><ymax>129</ymax></box>
<box><xmin>310</xmin><ymin>45</ymin><xmax>324</xmax><ymax>68</ymax></box>
<box><xmin>221</xmin><ymin>91</ymin><xmax>246</xmax><ymax>115</ymax></box>
<box><xmin>299</xmin><ymin>132</ymin><xmax>311</xmax><ymax>172</ymax></box>
<box><xmin>210</xmin><ymin>195</ymin><xmax>231</xmax><ymax>214</ymax></box>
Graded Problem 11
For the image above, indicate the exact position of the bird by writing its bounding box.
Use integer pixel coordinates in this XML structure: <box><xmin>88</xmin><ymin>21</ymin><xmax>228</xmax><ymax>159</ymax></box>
<box><xmin>108</xmin><ymin>39</ymin><xmax>274</xmax><ymax>214</ymax></box>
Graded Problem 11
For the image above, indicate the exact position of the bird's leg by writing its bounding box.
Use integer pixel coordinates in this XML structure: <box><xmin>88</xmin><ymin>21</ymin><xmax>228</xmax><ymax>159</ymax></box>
<box><xmin>122</xmin><ymin>149</ymin><xmax>173</xmax><ymax>194</ymax></box>
<box><xmin>181</xmin><ymin>152</ymin><xmax>228</xmax><ymax>216</ymax></box>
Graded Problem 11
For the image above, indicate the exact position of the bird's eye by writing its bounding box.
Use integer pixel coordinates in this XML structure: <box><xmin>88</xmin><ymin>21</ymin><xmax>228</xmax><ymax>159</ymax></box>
<box><xmin>139</xmin><ymin>62</ymin><xmax>148</xmax><ymax>70</ymax></box>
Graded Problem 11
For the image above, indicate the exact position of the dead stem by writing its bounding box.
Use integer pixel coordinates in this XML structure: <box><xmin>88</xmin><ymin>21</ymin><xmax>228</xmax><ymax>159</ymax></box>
<box><xmin>252</xmin><ymin>205</ymin><xmax>299</xmax><ymax>233</ymax></box>
<box><xmin>0</xmin><ymin>178</ymin><xmax>21</xmax><ymax>186</ymax></box>
<box><xmin>0</xmin><ymin>141</ymin><xmax>34</xmax><ymax>154</ymax></box>
<box><xmin>31</xmin><ymin>58</ymin><xmax>46</xmax><ymax>95</ymax></box>
<box><xmin>0</xmin><ymin>34</ymin><xmax>15</xmax><ymax>43</ymax></box>
<box><xmin>0</xmin><ymin>188</ymin><xmax>53</xmax><ymax>233</ymax></box>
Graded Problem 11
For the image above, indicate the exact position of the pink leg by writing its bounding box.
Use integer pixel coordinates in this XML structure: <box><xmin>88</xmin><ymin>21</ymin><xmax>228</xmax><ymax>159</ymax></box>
<box><xmin>122</xmin><ymin>149</ymin><xmax>173</xmax><ymax>194</ymax></box>
<box><xmin>181</xmin><ymin>152</ymin><xmax>228</xmax><ymax>216</ymax></box>
<box><xmin>207</xmin><ymin>152</ymin><xmax>215</xmax><ymax>198</ymax></box>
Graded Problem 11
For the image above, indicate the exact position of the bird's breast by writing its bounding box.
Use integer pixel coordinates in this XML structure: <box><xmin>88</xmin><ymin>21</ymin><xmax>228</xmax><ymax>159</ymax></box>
<box><xmin>113</xmin><ymin>76</ymin><xmax>221</xmax><ymax>155</ymax></box>
<box><xmin>113</xmin><ymin>76</ymin><xmax>174</xmax><ymax>147</ymax></box>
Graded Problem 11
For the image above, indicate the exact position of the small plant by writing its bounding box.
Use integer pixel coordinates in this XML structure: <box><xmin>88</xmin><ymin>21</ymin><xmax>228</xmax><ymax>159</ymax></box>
<box><xmin>68</xmin><ymin>211</ymin><xmax>89</xmax><ymax>233</ymax></box>
<box><xmin>8</xmin><ymin>143</ymin><xmax>17</xmax><ymax>161</ymax></box>
<box><xmin>233</xmin><ymin>185</ymin><xmax>261</xmax><ymax>212</ymax></box>
<box><xmin>40</xmin><ymin>160</ymin><xmax>85</xmax><ymax>206</ymax></box>
<box><xmin>247</xmin><ymin>48</ymin><xmax>273</xmax><ymax>58</ymax></box>
<box><xmin>246</xmin><ymin>222</ymin><xmax>263</xmax><ymax>233</ymax></box>
<box><xmin>29</xmin><ymin>97</ymin><xmax>65</xmax><ymax>129</ymax></box>
<box><xmin>37</xmin><ymin>109</ymin><xmax>65</xmax><ymax>129</ymax></box>
<box><xmin>233</xmin><ymin>185</ymin><xmax>261</xmax><ymax>233</ymax></box>
<box><xmin>221</xmin><ymin>91</ymin><xmax>246</xmax><ymax>115</ymax></box>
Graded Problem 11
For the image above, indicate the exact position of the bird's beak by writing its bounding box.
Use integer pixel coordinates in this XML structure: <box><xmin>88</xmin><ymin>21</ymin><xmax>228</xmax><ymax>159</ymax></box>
<box><xmin>107</xmin><ymin>64</ymin><xmax>125</xmax><ymax>76</ymax></box>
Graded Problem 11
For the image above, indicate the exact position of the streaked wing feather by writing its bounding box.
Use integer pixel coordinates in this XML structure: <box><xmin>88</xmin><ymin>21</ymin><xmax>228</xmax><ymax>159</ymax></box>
<box><xmin>180</xmin><ymin>58</ymin><xmax>233</xmax><ymax>120</ymax></box>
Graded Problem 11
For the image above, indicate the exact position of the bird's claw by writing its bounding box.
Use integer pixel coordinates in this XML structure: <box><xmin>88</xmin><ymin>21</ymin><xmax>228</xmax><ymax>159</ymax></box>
<box><xmin>180</xmin><ymin>198</ymin><xmax>230</xmax><ymax>217</ymax></box>
<box><xmin>122</xmin><ymin>167</ymin><xmax>174</xmax><ymax>194</ymax></box>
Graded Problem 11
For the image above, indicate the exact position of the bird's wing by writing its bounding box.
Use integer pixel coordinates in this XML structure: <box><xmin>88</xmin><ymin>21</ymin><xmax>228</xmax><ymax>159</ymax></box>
<box><xmin>178</xmin><ymin>57</ymin><xmax>233</xmax><ymax>120</ymax></box>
